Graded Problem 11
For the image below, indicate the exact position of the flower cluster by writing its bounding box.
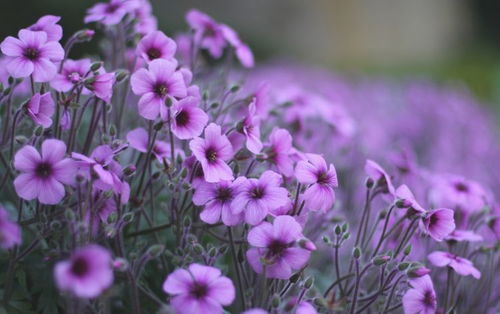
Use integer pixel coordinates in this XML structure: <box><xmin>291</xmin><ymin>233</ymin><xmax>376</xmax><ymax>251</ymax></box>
<box><xmin>0</xmin><ymin>1</ymin><xmax>498</xmax><ymax>314</ymax></box>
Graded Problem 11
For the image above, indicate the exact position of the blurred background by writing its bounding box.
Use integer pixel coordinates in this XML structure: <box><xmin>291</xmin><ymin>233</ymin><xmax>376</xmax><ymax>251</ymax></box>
<box><xmin>1</xmin><ymin>0</ymin><xmax>500</xmax><ymax>113</ymax></box>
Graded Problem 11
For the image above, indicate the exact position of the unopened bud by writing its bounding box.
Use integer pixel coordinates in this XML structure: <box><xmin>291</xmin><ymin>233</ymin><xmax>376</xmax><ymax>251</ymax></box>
<box><xmin>407</xmin><ymin>266</ymin><xmax>431</xmax><ymax>278</ymax></box>
<box><xmin>90</xmin><ymin>62</ymin><xmax>102</xmax><ymax>72</ymax></box>
<box><xmin>165</xmin><ymin>97</ymin><xmax>173</xmax><ymax>107</ymax></box>
<box><xmin>147</xmin><ymin>244</ymin><xmax>165</xmax><ymax>258</ymax></box>
<box><xmin>113</xmin><ymin>258</ymin><xmax>129</xmax><ymax>271</ymax></box>
<box><xmin>398</xmin><ymin>262</ymin><xmax>410</xmax><ymax>271</ymax></box>
<box><xmin>304</xmin><ymin>276</ymin><xmax>314</xmax><ymax>289</ymax></box>
<box><xmin>230</xmin><ymin>85</ymin><xmax>240</xmax><ymax>93</ymax></box>
<box><xmin>396</xmin><ymin>199</ymin><xmax>412</xmax><ymax>208</ymax></box>
<box><xmin>366</xmin><ymin>177</ymin><xmax>374</xmax><ymax>189</ymax></box>
<box><xmin>341</xmin><ymin>222</ymin><xmax>348</xmax><ymax>233</ymax></box>
<box><xmin>210</xmin><ymin>102</ymin><xmax>219</xmax><ymax>109</ymax></box>
<box><xmin>15</xmin><ymin>135</ymin><xmax>28</xmax><ymax>145</ymax></box>
<box><xmin>334</xmin><ymin>225</ymin><xmax>342</xmax><ymax>235</ymax></box>
<box><xmin>353</xmin><ymin>247</ymin><xmax>361</xmax><ymax>259</ymax></box>
<box><xmin>299</xmin><ymin>239</ymin><xmax>317</xmax><ymax>251</ymax></box>
<box><xmin>115</xmin><ymin>70</ymin><xmax>129</xmax><ymax>82</ymax></box>
<box><xmin>33</xmin><ymin>126</ymin><xmax>43</xmax><ymax>136</ymax></box>
<box><xmin>109</xmin><ymin>124</ymin><xmax>117</xmax><ymax>137</ymax></box>
<box><xmin>372</xmin><ymin>255</ymin><xmax>391</xmax><ymax>266</ymax></box>
<box><xmin>75</xmin><ymin>29</ymin><xmax>95</xmax><ymax>42</ymax></box>
<box><xmin>154</xmin><ymin>121</ymin><xmax>164</xmax><ymax>130</ymax></box>
<box><xmin>122</xmin><ymin>212</ymin><xmax>134</xmax><ymax>224</ymax></box>
<box><xmin>289</xmin><ymin>272</ymin><xmax>301</xmax><ymax>283</ymax></box>
<box><xmin>192</xmin><ymin>244</ymin><xmax>204</xmax><ymax>255</ymax></box>
<box><xmin>124</xmin><ymin>165</ymin><xmax>136</xmax><ymax>176</ymax></box>
<box><xmin>404</xmin><ymin>244</ymin><xmax>412</xmax><ymax>256</ymax></box>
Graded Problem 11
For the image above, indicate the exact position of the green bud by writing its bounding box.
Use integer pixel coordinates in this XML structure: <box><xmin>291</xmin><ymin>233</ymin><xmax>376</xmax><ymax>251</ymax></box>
<box><xmin>334</xmin><ymin>225</ymin><xmax>342</xmax><ymax>235</ymax></box>
<box><xmin>313</xmin><ymin>297</ymin><xmax>327</xmax><ymax>308</ymax></box>
<box><xmin>165</xmin><ymin>97</ymin><xmax>173</xmax><ymax>107</ymax></box>
<box><xmin>147</xmin><ymin>244</ymin><xmax>165</xmax><ymax>258</ymax></box>
<box><xmin>404</xmin><ymin>244</ymin><xmax>412</xmax><ymax>256</ymax></box>
<box><xmin>90</xmin><ymin>62</ymin><xmax>102</xmax><ymax>72</ymax></box>
<box><xmin>33</xmin><ymin>126</ymin><xmax>43</xmax><ymax>137</ymax></box>
<box><xmin>107</xmin><ymin>212</ymin><xmax>118</xmax><ymax>224</ymax></box>
<box><xmin>102</xmin><ymin>134</ymin><xmax>111</xmax><ymax>144</ymax></box>
<box><xmin>271</xmin><ymin>294</ymin><xmax>280</xmax><ymax>308</ymax></box>
<box><xmin>304</xmin><ymin>276</ymin><xmax>314</xmax><ymax>289</ymax></box>
<box><xmin>353</xmin><ymin>247</ymin><xmax>361</xmax><ymax>259</ymax></box>
<box><xmin>65</xmin><ymin>208</ymin><xmax>76</xmax><ymax>221</ymax></box>
<box><xmin>0</xmin><ymin>82</ymin><xmax>3</xmax><ymax>93</ymax></box>
<box><xmin>398</xmin><ymin>262</ymin><xmax>410</xmax><ymax>271</ymax></box>
<box><xmin>210</xmin><ymin>102</ymin><xmax>219</xmax><ymax>109</ymax></box>
<box><xmin>15</xmin><ymin>135</ymin><xmax>28</xmax><ymax>145</ymax></box>
<box><xmin>154</xmin><ymin>121</ymin><xmax>164</xmax><ymax>131</ymax></box>
<box><xmin>230</xmin><ymin>85</ymin><xmax>240</xmax><ymax>93</ymax></box>
<box><xmin>109</xmin><ymin>124</ymin><xmax>117</xmax><ymax>137</ymax></box>
<box><xmin>366</xmin><ymin>177</ymin><xmax>375</xmax><ymax>188</ymax></box>
<box><xmin>50</xmin><ymin>220</ymin><xmax>62</xmax><ymax>230</ymax></box>
<box><xmin>122</xmin><ymin>212</ymin><xmax>134</xmax><ymax>224</ymax></box>
<box><xmin>3</xmin><ymin>86</ymin><xmax>12</xmax><ymax>95</ymax></box>
<box><xmin>341</xmin><ymin>222</ymin><xmax>348</xmax><ymax>233</ymax></box>
<box><xmin>322</xmin><ymin>235</ymin><xmax>331</xmax><ymax>244</ymax></box>
<box><xmin>115</xmin><ymin>70</ymin><xmax>129</xmax><ymax>82</ymax></box>
<box><xmin>180</xmin><ymin>168</ymin><xmax>188</xmax><ymax>178</ymax></box>
<box><xmin>289</xmin><ymin>272</ymin><xmax>301</xmax><ymax>283</ymax></box>
<box><xmin>208</xmin><ymin>247</ymin><xmax>217</xmax><ymax>258</ymax></box>
<box><xmin>182</xmin><ymin>182</ymin><xmax>191</xmax><ymax>190</ymax></box>
<box><xmin>372</xmin><ymin>255</ymin><xmax>391</xmax><ymax>266</ymax></box>
<box><xmin>342</xmin><ymin>232</ymin><xmax>350</xmax><ymax>240</ymax></box>
<box><xmin>192</xmin><ymin>244</ymin><xmax>204</xmax><ymax>255</ymax></box>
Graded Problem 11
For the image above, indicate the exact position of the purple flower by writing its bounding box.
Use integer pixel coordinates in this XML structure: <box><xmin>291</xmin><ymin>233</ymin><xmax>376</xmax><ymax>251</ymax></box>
<box><xmin>28</xmin><ymin>15</ymin><xmax>63</xmax><ymax>42</ymax></box>
<box><xmin>163</xmin><ymin>263</ymin><xmax>235</xmax><ymax>314</ymax></box>
<box><xmin>445</xmin><ymin>229</ymin><xmax>483</xmax><ymax>242</ymax></box>
<box><xmin>402</xmin><ymin>275</ymin><xmax>437</xmax><ymax>314</ymax></box>
<box><xmin>246</xmin><ymin>215</ymin><xmax>311</xmax><ymax>279</ymax></box>
<box><xmin>295</xmin><ymin>153</ymin><xmax>338</xmax><ymax>212</ymax></box>
<box><xmin>265</xmin><ymin>128</ymin><xmax>294</xmax><ymax>177</ymax></box>
<box><xmin>192</xmin><ymin>178</ymin><xmax>245</xmax><ymax>226</ymax></box>
<box><xmin>231</xmin><ymin>171</ymin><xmax>289</xmax><ymax>225</ymax></box>
<box><xmin>127</xmin><ymin>127</ymin><xmax>169</xmax><ymax>161</ymax></box>
<box><xmin>54</xmin><ymin>245</ymin><xmax>113</xmax><ymax>298</ymax></box>
<box><xmin>189</xmin><ymin>123</ymin><xmax>233</xmax><ymax>183</ymax></box>
<box><xmin>84</xmin><ymin>0</ymin><xmax>139</xmax><ymax>25</ymax></box>
<box><xmin>14</xmin><ymin>139</ymin><xmax>76</xmax><ymax>204</ymax></box>
<box><xmin>430</xmin><ymin>175</ymin><xmax>487</xmax><ymax>214</ymax></box>
<box><xmin>25</xmin><ymin>92</ymin><xmax>55</xmax><ymax>128</ymax></box>
<box><xmin>365</xmin><ymin>160</ymin><xmax>396</xmax><ymax>196</ymax></box>
<box><xmin>136</xmin><ymin>30</ymin><xmax>176</xmax><ymax>63</ymax></box>
<box><xmin>0</xmin><ymin>207</ymin><xmax>22</xmax><ymax>249</ymax></box>
<box><xmin>428</xmin><ymin>251</ymin><xmax>481</xmax><ymax>279</ymax></box>
<box><xmin>130</xmin><ymin>59</ymin><xmax>187</xmax><ymax>120</ymax></box>
<box><xmin>422</xmin><ymin>208</ymin><xmax>455</xmax><ymax>242</ymax></box>
<box><xmin>240</xmin><ymin>99</ymin><xmax>262</xmax><ymax>154</ymax></box>
<box><xmin>220</xmin><ymin>24</ymin><xmax>254</xmax><ymax>68</ymax></box>
<box><xmin>132</xmin><ymin>0</ymin><xmax>158</xmax><ymax>36</ymax></box>
<box><xmin>395</xmin><ymin>184</ymin><xmax>425</xmax><ymax>215</ymax></box>
<box><xmin>51</xmin><ymin>58</ymin><xmax>91</xmax><ymax>93</ymax></box>
<box><xmin>171</xmin><ymin>96</ymin><xmax>208</xmax><ymax>140</ymax></box>
<box><xmin>0</xmin><ymin>29</ymin><xmax>64</xmax><ymax>82</ymax></box>
<box><xmin>86</xmin><ymin>70</ymin><xmax>115</xmax><ymax>103</ymax></box>
<box><xmin>186</xmin><ymin>9</ymin><xmax>226</xmax><ymax>58</ymax></box>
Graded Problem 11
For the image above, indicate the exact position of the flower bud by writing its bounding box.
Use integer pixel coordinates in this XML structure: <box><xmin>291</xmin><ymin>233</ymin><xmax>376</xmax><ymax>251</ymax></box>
<box><xmin>271</xmin><ymin>294</ymin><xmax>280</xmax><ymax>308</ymax></box>
<box><xmin>75</xmin><ymin>29</ymin><xmax>95</xmax><ymax>42</ymax></box>
<box><xmin>147</xmin><ymin>244</ymin><xmax>165</xmax><ymax>258</ymax></box>
<box><xmin>107</xmin><ymin>212</ymin><xmax>118</xmax><ymax>224</ymax></box>
<box><xmin>289</xmin><ymin>272</ymin><xmax>301</xmax><ymax>283</ymax></box>
<box><xmin>123</xmin><ymin>165</ymin><xmax>136</xmax><ymax>176</ymax></box>
<box><xmin>192</xmin><ymin>244</ymin><xmax>204</xmax><ymax>255</ymax></box>
<box><xmin>15</xmin><ymin>135</ymin><xmax>28</xmax><ymax>145</ymax></box>
<box><xmin>342</xmin><ymin>232</ymin><xmax>350</xmax><ymax>240</ymax></box>
<box><xmin>365</xmin><ymin>177</ymin><xmax>374</xmax><ymax>188</ymax></box>
<box><xmin>398</xmin><ymin>262</ymin><xmax>410</xmax><ymax>271</ymax></box>
<box><xmin>109</xmin><ymin>124</ymin><xmax>117</xmax><ymax>137</ymax></box>
<box><xmin>341</xmin><ymin>222</ymin><xmax>348</xmax><ymax>233</ymax></box>
<box><xmin>372</xmin><ymin>255</ymin><xmax>391</xmax><ymax>266</ymax></box>
<box><xmin>334</xmin><ymin>225</ymin><xmax>342</xmax><ymax>235</ymax></box>
<box><xmin>122</xmin><ymin>212</ymin><xmax>134</xmax><ymax>224</ymax></box>
<box><xmin>314</xmin><ymin>297</ymin><xmax>327</xmax><ymax>308</ymax></box>
<box><xmin>165</xmin><ymin>97</ymin><xmax>173</xmax><ymax>107</ymax></box>
<box><xmin>322</xmin><ymin>235</ymin><xmax>331</xmax><ymax>244</ymax></box>
<box><xmin>113</xmin><ymin>258</ymin><xmax>129</xmax><ymax>271</ymax></box>
<box><xmin>230</xmin><ymin>85</ymin><xmax>240</xmax><ymax>93</ymax></box>
<box><xmin>0</xmin><ymin>82</ymin><xmax>4</xmax><ymax>93</ymax></box>
<box><xmin>64</xmin><ymin>208</ymin><xmax>76</xmax><ymax>221</ymax></box>
<box><xmin>208</xmin><ymin>247</ymin><xmax>217</xmax><ymax>258</ymax></box>
<box><xmin>396</xmin><ymin>199</ymin><xmax>412</xmax><ymax>208</ymax></box>
<box><xmin>115</xmin><ymin>70</ymin><xmax>129</xmax><ymax>82</ymax></box>
<box><xmin>90</xmin><ymin>62</ymin><xmax>102</xmax><ymax>72</ymax></box>
<box><xmin>353</xmin><ymin>247</ymin><xmax>361</xmax><ymax>259</ymax></box>
<box><xmin>154</xmin><ymin>120</ymin><xmax>164</xmax><ymax>130</ymax></box>
<box><xmin>210</xmin><ymin>102</ymin><xmax>219</xmax><ymax>109</ymax></box>
<box><xmin>404</xmin><ymin>244</ymin><xmax>412</xmax><ymax>256</ymax></box>
<box><xmin>33</xmin><ymin>126</ymin><xmax>43</xmax><ymax>137</ymax></box>
<box><xmin>304</xmin><ymin>276</ymin><xmax>314</xmax><ymax>289</ymax></box>
<box><xmin>407</xmin><ymin>266</ymin><xmax>431</xmax><ymax>278</ymax></box>
<box><xmin>299</xmin><ymin>239</ymin><xmax>317</xmax><ymax>251</ymax></box>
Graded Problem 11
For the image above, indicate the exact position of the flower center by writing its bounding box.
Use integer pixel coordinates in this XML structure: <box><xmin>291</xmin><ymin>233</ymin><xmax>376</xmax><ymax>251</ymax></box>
<box><xmin>454</xmin><ymin>182</ymin><xmax>469</xmax><ymax>192</ymax></box>
<box><xmin>105</xmin><ymin>3</ymin><xmax>120</xmax><ymax>13</ymax></box>
<box><xmin>71</xmin><ymin>257</ymin><xmax>89</xmax><ymax>277</ymax></box>
<box><xmin>24</xmin><ymin>47</ymin><xmax>40</xmax><ymax>61</ymax></box>
<box><xmin>35</xmin><ymin>162</ymin><xmax>53</xmax><ymax>178</ymax></box>
<box><xmin>423</xmin><ymin>290</ymin><xmax>436</xmax><ymax>307</ymax></box>
<box><xmin>317</xmin><ymin>171</ymin><xmax>329</xmax><ymax>185</ymax></box>
<box><xmin>147</xmin><ymin>47</ymin><xmax>161</xmax><ymax>60</ymax></box>
<box><xmin>429</xmin><ymin>213</ymin><xmax>438</xmax><ymax>227</ymax></box>
<box><xmin>205</xmin><ymin>147</ymin><xmax>217</xmax><ymax>163</ymax></box>
<box><xmin>153</xmin><ymin>83</ymin><xmax>168</xmax><ymax>97</ymax></box>
<box><xmin>250</xmin><ymin>186</ymin><xmax>265</xmax><ymax>200</ymax></box>
<box><xmin>216</xmin><ymin>187</ymin><xmax>232</xmax><ymax>201</ymax></box>
<box><xmin>190</xmin><ymin>282</ymin><xmax>208</xmax><ymax>299</ymax></box>
<box><xmin>267</xmin><ymin>240</ymin><xmax>288</xmax><ymax>257</ymax></box>
<box><xmin>68</xmin><ymin>72</ymin><xmax>81</xmax><ymax>83</ymax></box>
<box><xmin>175</xmin><ymin>110</ymin><xmax>189</xmax><ymax>127</ymax></box>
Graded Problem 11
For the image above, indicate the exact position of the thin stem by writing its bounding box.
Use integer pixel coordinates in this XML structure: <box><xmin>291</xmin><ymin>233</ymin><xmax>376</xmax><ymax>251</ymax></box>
<box><xmin>349</xmin><ymin>259</ymin><xmax>361</xmax><ymax>314</ymax></box>
<box><xmin>228</xmin><ymin>227</ymin><xmax>247</xmax><ymax>310</ymax></box>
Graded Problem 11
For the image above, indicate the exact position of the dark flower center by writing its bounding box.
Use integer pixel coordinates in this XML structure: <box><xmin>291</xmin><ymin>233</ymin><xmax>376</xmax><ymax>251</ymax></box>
<box><xmin>190</xmin><ymin>282</ymin><xmax>208</xmax><ymax>299</ymax></box>
<box><xmin>24</xmin><ymin>47</ymin><xmax>40</xmax><ymax>61</ymax></box>
<box><xmin>423</xmin><ymin>290</ymin><xmax>436</xmax><ymax>307</ymax></box>
<box><xmin>175</xmin><ymin>110</ymin><xmax>189</xmax><ymax>127</ymax></box>
<box><xmin>205</xmin><ymin>147</ymin><xmax>217</xmax><ymax>163</ymax></box>
<box><xmin>153</xmin><ymin>83</ymin><xmax>168</xmax><ymax>97</ymax></box>
<box><xmin>250</xmin><ymin>186</ymin><xmax>265</xmax><ymax>200</ymax></box>
<box><xmin>105</xmin><ymin>3</ymin><xmax>120</xmax><ymax>13</ymax></box>
<box><xmin>317</xmin><ymin>171</ymin><xmax>329</xmax><ymax>185</ymax></box>
<box><xmin>454</xmin><ymin>182</ymin><xmax>469</xmax><ymax>192</ymax></box>
<box><xmin>71</xmin><ymin>257</ymin><xmax>89</xmax><ymax>277</ymax></box>
<box><xmin>267</xmin><ymin>240</ymin><xmax>288</xmax><ymax>257</ymax></box>
<box><xmin>216</xmin><ymin>187</ymin><xmax>232</xmax><ymax>202</ymax></box>
<box><xmin>35</xmin><ymin>162</ymin><xmax>53</xmax><ymax>178</ymax></box>
<box><xmin>68</xmin><ymin>72</ymin><xmax>81</xmax><ymax>83</ymax></box>
<box><xmin>203</xmin><ymin>23</ymin><xmax>217</xmax><ymax>38</ymax></box>
<box><xmin>146</xmin><ymin>47</ymin><xmax>161</xmax><ymax>60</ymax></box>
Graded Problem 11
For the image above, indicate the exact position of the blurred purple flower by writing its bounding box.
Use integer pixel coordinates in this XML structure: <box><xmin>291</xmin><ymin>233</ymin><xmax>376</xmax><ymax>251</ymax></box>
<box><xmin>365</xmin><ymin>160</ymin><xmax>395</xmax><ymax>196</ymax></box>
<box><xmin>246</xmin><ymin>215</ymin><xmax>311</xmax><ymax>279</ymax></box>
<box><xmin>28</xmin><ymin>15</ymin><xmax>63</xmax><ymax>42</ymax></box>
<box><xmin>220</xmin><ymin>24</ymin><xmax>254</xmax><ymax>68</ymax></box>
<box><xmin>295</xmin><ymin>153</ymin><xmax>338</xmax><ymax>212</ymax></box>
<box><xmin>25</xmin><ymin>92</ymin><xmax>55</xmax><ymax>128</ymax></box>
<box><xmin>54</xmin><ymin>245</ymin><xmax>113</xmax><ymax>298</ymax></box>
<box><xmin>51</xmin><ymin>58</ymin><xmax>91</xmax><ymax>93</ymax></box>
<box><xmin>402</xmin><ymin>275</ymin><xmax>437</xmax><ymax>314</ymax></box>
<box><xmin>430</xmin><ymin>175</ymin><xmax>487</xmax><ymax>215</ymax></box>
<box><xmin>0</xmin><ymin>207</ymin><xmax>22</xmax><ymax>249</ymax></box>
<box><xmin>265</xmin><ymin>128</ymin><xmax>294</xmax><ymax>177</ymax></box>
<box><xmin>163</xmin><ymin>263</ymin><xmax>235</xmax><ymax>314</ymax></box>
<box><xmin>84</xmin><ymin>0</ymin><xmax>139</xmax><ymax>26</ymax></box>
<box><xmin>136</xmin><ymin>30</ymin><xmax>176</xmax><ymax>63</ymax></box>
<box><xmin>186</xmin><ymin>9</ymin><xmax>226</xmax><ymax>58</ymax></box>
<box><xmin>422</xmin><ymin>208</ymin><xmax>455</xmax><ymax>242</ymax></box>
<box><xmin>0</xmin><ymin>29</ymin><xmax>64</xmax><ymax>82</ymax></box>
<box><xmin>86</xmin><ymin>70</ymin><xmax>115</xmax><ymax>103</ymax></box>
<box><xmin>189</xmin><ymin>123</ymin><xmax>233</xmax><ymax>183</ymax></box>
<box><xmin>14</xmin><ymin>139</ymin><xmax>76</xmax><ymax>204</ymax></box>
<box><xmin>428</xmin><ymin>251</ymin><xmax>481</xmax><ymax>279</ymax></box>
<box><xmin>240</xmin><ymin>99</ymin><xmax>262</xmax><ymax>154</ymax></box>
<box><xmin>130</xmin><ymin>59</ymin><xmax>187</xmax><ymax>120</ymax></box>
<box><xmin>445</xmin><ymin>229</ymin><xmax>483</xmax><ymax>242</ymax></box>
<box><xmin>127</xmin><ymin>127</ymin><xmax>169</xmax><ymax>161</ymax></box>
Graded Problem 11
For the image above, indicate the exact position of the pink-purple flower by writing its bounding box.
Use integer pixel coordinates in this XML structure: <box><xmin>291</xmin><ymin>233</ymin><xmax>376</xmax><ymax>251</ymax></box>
<box><xmin>84</xmin><ymin>0</ymin><xmax>139</xmax><ymax>25</ymax></box>
<box><xmin>428</xmin><ymin>251</ymin><xmax>481</xmax><ymax>279</ymax></box>
<box><xmin>0</xmin><ymin>29</ymin><xmax>64</xmax><ymax>82</ymax></box>
<box><xmin>25</xmin><ymin>92</ymin><xmax>55</xmax><ymax>128</ymax></box>
<box><xmin>265</xmin><ymin>128</ymin><xmax>294</xmax><ymax>177</ymax></box>
<box><xmin>163</xmin><ymin>263</ymin><xmax>235</xmax><ymax>314</ymax></box>
<box><xmin>171</xmin><ymin>96</ymin><xmax>208</xmax><ymax>140</ymax></box>
<box><xmin>246</xmin><ymin>215</ymin><xmax>312</xmax><ymax>279</ymax></box>
<box><xmin>130</xmin><ymin>59</ymin><xmax>187</xmax><ymax>120</ymax></box>
<box><xmin>0</xmin><ymin>207</ymin><xmax>22</xmax><ymax>249</ymax></box>
<box><xmin>28</xmin><ymin>15</ymin><xmax>63</xmax><ymax>42</ymax></box>
<box><xmin>295</xmin><ymin>153</ymin><xmax>338</xmax><ymax>212</ymax></box>
<box><xmin>14</xmin><ymin>139</ymin><xmax>76</xmax><ymax>205</ymax></box>
<box><xmin>86</xmin><ymin>70</ymin><xmax>115</xmax><ymax>103</ymax></box>
<box><xmin>422</xmin><ymin>208</ymin><xmax>455</xmax><ymax>242</ymax></box>
<box><xmin>51</xmin><ymin>58</ymin><xmax>91</xmax><ymax>93</ymax></box>
<box><xmin>430</xmin><ymin>175</ymin><xmax>487</xmax><ymax>214</ymax></box>
<box><xmin>186</xmin><ymin>9</ymin><xmax>226</xmax><ymax>58</ymax></box>
<box><xmin>231</xmin><ymin>170</ymin><xmax>289</xmax><ymax>225</ymax></box>
<box><xmin>189</xmin><ymin>123</ymin><xmax>234</xmax><ymax>183</ymax></box>
<box><xmin>402</xmin><ymin>275</ymin><xmax>437</xmax><ymax>314</ymax></box>
<box><xmin>192</xmin><ymin>178</ymin><xmax>245</xmax><ymax>225</ymax></box>
<box><xmin>220</xmin><ymin>24</ymin><xmax>254</xmax><ymax>68</ymax></box>
<box><xmin>127</xmin><ymin>127</ymin><xmax>169</xmax><ymax>161</ymax></box>
<box><xmin>240</xmin><ymin>99</ymin><xmax>262</xmax><ymax>154</ymax></box>
<box><xmin>54</xmin><ymin>245</ymin><xmax>114</xmax><ymax>298</ymax></box>
<box><xmin>136</xmin><ymin>30</ymin><xmax>176</xmax><ymax>63</ymax></box>
<box><xmin>365</xmin><ymin>160</ymin><xmax>396</xmax><ymax>196</ymax></box>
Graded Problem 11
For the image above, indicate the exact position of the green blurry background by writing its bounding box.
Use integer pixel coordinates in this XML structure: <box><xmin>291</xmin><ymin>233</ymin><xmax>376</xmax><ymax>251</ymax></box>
<box><xmin>1</xmin><ymin>0</ymin><xmax>500</xmax><ymax>113</ymax></box>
